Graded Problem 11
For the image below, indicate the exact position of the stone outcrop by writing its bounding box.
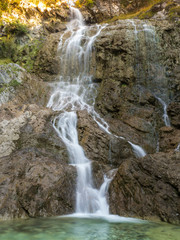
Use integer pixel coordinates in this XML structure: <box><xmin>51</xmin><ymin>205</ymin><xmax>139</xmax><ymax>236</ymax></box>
<box><xmin>109</xmin><ymin>151</ymin><xmax>180</xmax><ymax>224</ymax></box>
<box><xmin>0</xmin><ymin>150</ymin><xmax>76</xmax><ymax>219</ymax></box>
<box><xmin>94</xmin><ymin>19</ymin><xmax>180</xmax><ymax>154</ymax></box>
<box><xmin>80</xmin><ymin>0</ymin><xmax>180</xmax><ymax>23</ymax></box>
<box><xmin>0</xmin><ymin>102</ymin><xmax>77</xmax><ymax>219</ymax></box>
<box><xmin>0</xmin><ymin>64</ymin><xmax>26</xmax><ymax>106</ymax></box>
<box><xmin>91</xmin><ymin>18</ymin><xmax>180</xmax><ymax>223</ymax></box>
<box><xmin>34</xmin><ymin>32</ymin><xmax>62</xmax><ymax>81</ymax></box>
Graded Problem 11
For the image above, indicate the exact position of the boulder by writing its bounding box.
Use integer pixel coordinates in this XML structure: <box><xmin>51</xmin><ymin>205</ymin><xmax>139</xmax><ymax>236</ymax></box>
<box><xmin>109</xmin><ymin>151</ymin><xmax>180</xmax><ymax>224</ymax></box>
<box><xmin>0</xmin><ymin>102</ymin><xmax>76</xmax><ymax>219</ymax></box>
<box><xmin>0</xmin><ymin>149</ymin><xmax>76</xmax><ymax>219</ymax></box>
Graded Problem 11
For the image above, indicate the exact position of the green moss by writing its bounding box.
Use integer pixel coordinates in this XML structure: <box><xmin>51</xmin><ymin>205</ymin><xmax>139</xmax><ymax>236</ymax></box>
<box><xmin>0</xmin><ymin>86</ymin><xmax>6</xmax><ymax>94</ymax></box>
<box><xmin>0</xmin><ymin>58</ymin><xmax>12</xmax><ymax>65</ymax></box>
<box><xmin>138</xmin><ymin>10</ymin><xmax>155</xmax><ymax>19</ymax></box>
<box><xmin>168</xmin><ymin>6</ymin><xmax>180</xmax><ymax>20</ymax></box>
<box><xmin>0</xmin><ymin>79</ymin><xmax>21</xmax><ymax>94</ymax></box>
<box><xmin>5</xmin><ymin>20</ymin><xmax>29</xmax><ymax>36</ymax></box>
<box><xmin>9</xmin><ymin>79</ymin><xmax>21</xmax><ymax>88</ymax></box>
<box><xmin>14</xmin><ymin>39</ymin><xmax>44</xmax><ymax>72</ymax></box>
<box><xmin>0</xmin><ymin>37</ymin><xmax>17</xmax><ymax>59</ymax></box>
<box><xmin>121</xmin><ymin>84</ymin><xmax>127</xmax><ymax>88</ymax></box>
<box><xmin>104</xmin><ymin>0</ymin><xmax>164</xmax><ymax>22</ymax></box>
<box><xmin>75</xmin><ymin>0</ymin><xmax>94</xmax><ymax>8</ymax></box>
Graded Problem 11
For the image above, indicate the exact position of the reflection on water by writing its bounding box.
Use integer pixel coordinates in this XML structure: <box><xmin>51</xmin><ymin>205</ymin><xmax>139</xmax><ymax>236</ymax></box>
<box><xmin>0</xmin><ymin>216</ymin><xmax>179</xmax><ymax>240</ymax></box>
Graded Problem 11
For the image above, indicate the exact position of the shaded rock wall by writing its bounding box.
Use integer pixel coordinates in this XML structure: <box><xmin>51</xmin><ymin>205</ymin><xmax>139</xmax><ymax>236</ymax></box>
<box><xmin>0</xmin><ymin>103</ymin><xmax>76</xmax><ymax>219</ymax></box>
<box><xmin>94</xmin><ymin>19</ymin><xmax>180</xmax><ymax>154</ymax></box>
<box><xmin>92</xmin><ymin>19</ymin><xmax>180</xmax><ymax>223</ymax></box>
<box><xmin>109</xmin><ymin>152</ymin><xmax>180</xmax><ymax>224</ymax></box>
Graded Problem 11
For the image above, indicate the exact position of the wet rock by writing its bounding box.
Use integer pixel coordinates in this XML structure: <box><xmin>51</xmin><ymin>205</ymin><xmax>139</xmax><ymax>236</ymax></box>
<box><xmin>35</xmin><ymin>32</ymin><xmax>61</xmax><ymax>81</ymax></box>
<box><xmin>0</xmin><ymin>103</ymin><xmax>76</xmax><ymax>219</ymax></box>
<box><xmin>0</xmin><ymin>149</ymin><xmax>76</xmax><ymax>219</ymax></box>
<box><xmin>168</xmin><ymin>102</ymin><xmax>180</xmax><ymax>128</ymax></box>
<box><xmin>77</xmin><ymin>110</ymin><xmax>134</xmax><ymax>167</ymax></box>
<box><xmin>159</xmin><ymin>126</ymin><xmax>180</xmax><ymax>152</ymax></box>
<box><xmin>94</xmin><ymin>19</ymin><xmax>180</xmax><ymax>154</ymax></box>
<box><xmin>0</xmin><ymin>103</ymin><xmax>68</xmax><ymax>161</ymax></box>
<box><xmin>109</xmin><ymin>151</ymin><xmax>180</xmax><ymax>224</ymax></box>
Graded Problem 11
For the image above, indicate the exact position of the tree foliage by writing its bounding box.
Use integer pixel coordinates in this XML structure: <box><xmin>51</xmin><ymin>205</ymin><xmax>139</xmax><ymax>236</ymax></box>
<box><xmin>0</xmin><ymin>0</ymin><xmax>9</xmax><ymax>11</ymax></box>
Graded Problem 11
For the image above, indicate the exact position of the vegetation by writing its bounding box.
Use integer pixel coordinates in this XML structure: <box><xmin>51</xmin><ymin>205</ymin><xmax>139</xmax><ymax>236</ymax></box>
<box><xmin>4</xmin><ymin>20</ymin><xmax>29</xmax><ymax>36</ymax></box>
<box><xmin>0</xmin><ymin>58</ymin><xmax>12</xmax><ymax>65</ymax></box>
<box><xmin>0</xmin><ymin>35</ymin><xmax>43</xmax><ymax>72</ymax></box>
<box><xmin>0</xmin><ymin>79</ymin><xmax>21</xmax><ymax>94</ymax></box>
<box><xmin>75</xmin><ymin>0</ymin><xmax>94</xmax><ymax>8</ymax></box>
<box><xmin>14</xmin><ymin>39</ymin><xmax>44</xmax><ymax>71</ymax></box>
<box><xmin>0</xmin><ymin>37</ymin><xmax>17</xmax><ymax>59</ymax></box>
<box><xmin>104</xmin><ymin>0</ymin><xmax>179</xmax><ymax>22</ymax></box>
<box><xmin>168</xmin><ymin>6</ymin><xmax>180</xmax><ymax>20</ymax></box>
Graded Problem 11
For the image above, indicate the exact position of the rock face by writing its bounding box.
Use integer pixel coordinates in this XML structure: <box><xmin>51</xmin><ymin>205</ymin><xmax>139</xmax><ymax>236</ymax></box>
<box><xmin>0</xmin><ymin>64</ymin><xmax>26</xmax><ymax>106</ymax></box>
<box><xmin>92</xmin><ymin>19</ymin><xmax>180</xmax><ymax>223</ymax></box>
<box><xmin>109</xmin><ymin>151</ymin><xmax>180</xmax><ymax>224</ymax></box>
<box><xmin>80</xmin><ymin>0</ymin><xmax>180</xmax><ymax>23</ymax></box>
<box><xmin>0</xmin><ymin>103</ymin><xmax>77</xmax><ymax>219</ymax></box>
<box><xmin>94</xmin><ymin>19</ymin><xmax>180</xmax><ymax>153</ymax></box>
<box><xmin>0</xmin><ymin>150</ymin><xmax>76</xmax><ymax>219</ymax></box>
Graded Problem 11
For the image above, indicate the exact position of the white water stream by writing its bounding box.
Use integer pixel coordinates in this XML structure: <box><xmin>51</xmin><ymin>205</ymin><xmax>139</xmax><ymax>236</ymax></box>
<box><xmin>48</xmin><ymin>7</ymin><xmax>110</xmax><ymax>215</ymax></box>
<box><xmin>48</xmin><ymin>7</ymin><xmax>146</xmax><ymax>215</ymax></box>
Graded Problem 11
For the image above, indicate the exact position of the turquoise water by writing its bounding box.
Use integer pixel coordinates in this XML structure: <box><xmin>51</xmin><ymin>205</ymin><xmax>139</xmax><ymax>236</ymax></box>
<box><xmin>0</xmin><ymin>216</ymin><xmax>179</xmax><ymax>240</ymax></box>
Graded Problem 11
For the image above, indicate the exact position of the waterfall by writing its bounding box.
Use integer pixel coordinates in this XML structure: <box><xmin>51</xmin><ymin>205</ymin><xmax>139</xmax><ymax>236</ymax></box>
<box><xmin>128</xmin><ymin>141</ymin><xmax>146</xmax><ymax>158</ymax></box>
<box><xmin>48</xmin><ymin>7</ymin><xmax>147</xmax><ymax>216</ymax></box>
<box><xmin>131</xmin><ymin>20</ymin><xmax>171</xmax><ymax>127</ymax></box>
<box><xmin>47</xmin><ymin>6</ymin><xmax>110</xmax><ymax>215</ymax></box>
<box><xmin>142</xmin><ymin>23</ymin><xmax>171</xmax><ymax>127</ymax></box>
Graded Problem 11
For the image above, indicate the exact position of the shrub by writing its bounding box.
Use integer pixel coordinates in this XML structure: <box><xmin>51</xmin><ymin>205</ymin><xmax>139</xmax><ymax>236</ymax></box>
<box><xmin>75</xmin><ymin>0</ymin><xmax>94</xmax><ymax>8</ymax></box>
<box><xmin>0</xmin><ymin>0</ymin><xmax>9</xmax><ymax>11</ymax></box>
<box><xmin>4</xmin><ymin>20</ymin><xmax>29</xmax><ymax>36</ymax></box>
<box><xmin>0</xmin><ymin>37</ymin><xmax>17</xmax><ymax>59</ymax></box>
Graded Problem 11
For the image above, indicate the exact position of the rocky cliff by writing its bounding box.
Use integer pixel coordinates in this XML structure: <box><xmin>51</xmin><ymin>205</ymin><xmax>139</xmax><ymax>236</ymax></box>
<box><xmin>0</xmin><ymin>0</ymin><xmax>180</xmax><ymax>224</ymax></box>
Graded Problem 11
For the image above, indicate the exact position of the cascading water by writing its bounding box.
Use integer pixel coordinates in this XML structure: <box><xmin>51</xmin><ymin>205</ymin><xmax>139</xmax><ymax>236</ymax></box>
<box><xmin>47</xmin><ymin>6</ymin><xmax>110</xmax><ymax>215</ymax></box>
<box><xmin>131</xmin><ymin>20</ymin><xmax>171</xmax><ymax>127</ymax></box>
<box><xmin>143</xmin><ymin>24</ymin><xmax>171</xmax><ymax>127</ymax></box>
<box><xmin>48</xmin><ymin>6</ymin><xmax>147</xmax><ymax>216</ymax></box>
